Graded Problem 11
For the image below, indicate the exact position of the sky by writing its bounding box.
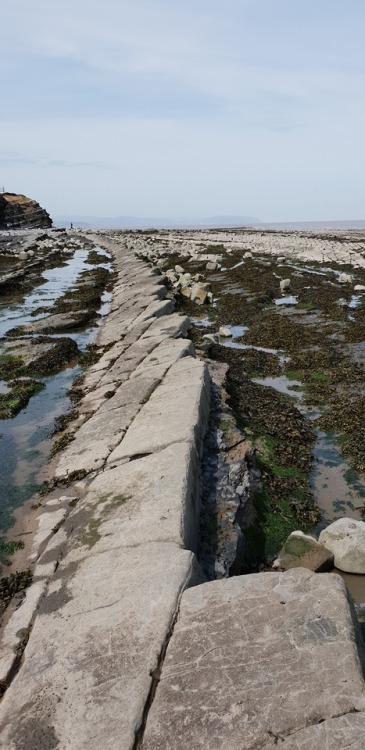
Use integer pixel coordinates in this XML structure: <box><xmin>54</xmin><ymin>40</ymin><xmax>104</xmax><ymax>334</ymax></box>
<box><xmin>1</xmin><ymin>0</ymin><xmax>365</xmax><ymax>222</ymax></box>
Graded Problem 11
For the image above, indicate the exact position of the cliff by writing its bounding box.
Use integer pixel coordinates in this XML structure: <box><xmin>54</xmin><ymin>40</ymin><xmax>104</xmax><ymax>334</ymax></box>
<box><xmin>0</xmin><ymin>192</ymin><xmax>52</xmax><ymax>229</ymax></box>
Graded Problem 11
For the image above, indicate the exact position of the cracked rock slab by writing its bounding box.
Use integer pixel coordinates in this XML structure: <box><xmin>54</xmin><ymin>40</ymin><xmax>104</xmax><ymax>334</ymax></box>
<box><xmin>78</xmin><ymin>441</ymin><xmax>202</xmax><ymax>552</ymax></box>
<box><xmin>0</xmin><ymin>544</ymin><xmax>204</xmax><ymax>750</ymax></box>
<box><xmin>262</xmin><ymin>713</ymin><xmax>365</xmax><ymax>748</ymax></box>
<box><xmin>107</xmin><ymin>357</ymin><xmax>210</xmax><ymax>464</ymax></box>
<box><xmin>142</xmin><ymin>569</ymin><xmax>365</xmax><ymax>750</ymax></box>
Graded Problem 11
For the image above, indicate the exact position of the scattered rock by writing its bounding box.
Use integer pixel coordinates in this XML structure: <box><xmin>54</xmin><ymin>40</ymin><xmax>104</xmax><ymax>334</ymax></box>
<box><xmin>319</xmin><ymin>518</ymin><xmax>365</xmax><ymax>573</ymax></box>
<box><xmin>273</xmin><ymin>530</ymin><xmax>334</xmax><ymax>572</ymax></box>
<box><xmin>219</xmin><ymin>326</ymin><xmax>232</xmax><ymax>337</ymax></box>
<box><xmin>339</xmin><ymin>272</ymin><xmax>352</xmax><ymax>283</ymax></box>
<box><xmin>180</xmin><ymin>286</ymin><xmax>191</xmax><ymax>299</ymax></box>
<box><xmin>175</xmin><ymin>264</ymin><xmax>184</xmax><ymax>274</ymax></box>
<box><xmin>354</xmin><ymin>284</ymin><xmax>365</xmax><ymax>291</ymax></box>
<box><xmin>191</xmin><ymin>283</ymin><xmax>212</xmax><ymax>305</ymax></box>
<box><xmin>206</xmin><ymin>261</ymin><xmax>220</xmax><ymax>271</ymax></box>
<box><xmin>244</xmin><ymin>251</ymin><xmax>253</xmax><ymax>258</ymax></box>
<box><xmin>280</xmin><ymin>278</ymin><xmax>291</xmax><ymax>291</ymax></box>
<box><xmin>203</xmin><ymin>333</ymin><xmax>219</xmax><ymax>344</ymax></box>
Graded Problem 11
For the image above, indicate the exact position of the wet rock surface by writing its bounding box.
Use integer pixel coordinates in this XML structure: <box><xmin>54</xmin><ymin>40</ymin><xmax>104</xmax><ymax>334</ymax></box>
<box><xmin>199</xmin><ymin>359</ymin><xmax>259</xmax><ymax>579</ymax></box>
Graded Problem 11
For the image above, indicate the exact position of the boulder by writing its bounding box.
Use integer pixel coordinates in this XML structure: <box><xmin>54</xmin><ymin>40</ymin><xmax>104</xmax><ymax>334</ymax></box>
<box><xmin>319</xmin><ymin>518</ymin><xmax>365</xmax><ymax>573</ymax></box>
<box><xmin>339</xmin><ymin>272</ymin><xmax>352</xmax><ymax>283</ymax></box>
<box><xmin>175</xmin><ymin>264</ymin><xmax>185</xmax><ymax>274</ymax></box>
<box><xmin>191</xmin><ymin>283</ymin><xmax>212</xmax><ymax>305</ymax></box>
<box><xmin>206</xmin><ymin>261</ymin><xmax>220</xmax><ymax>271</ymax></box>
<box><xmin>219</xmin><ymin>326</ymin><xmax>232</xmax><ymax>338</ymax></box>
<box><xmin>244</xmin><ymin>251</ymin><xmax>253</xmax><ymax>258</ymax></box>
<box><xmin>280</xmin><ymin>278</ymin><xmax>291</xmax><ymax>291</ymax></box>
<box><xmin>273</xmin><ymin>530</ymin><xmax>334</xmax><ymax>572</ymax></box>
<box><xmin>193</xmin><ymin>288</ymin><xmax>208</xmax><ymax>305</ymax></box>
<box><xmin>180</xmin><ymin>286</ymin><xmax>191</xmax><ymax>299</ymax></box>
<box><xmin>354</xmin><ymin>284</ymin><xmax>365</xmax><ymax>291</ymax></box>
<box><xmin>203</xmin><ymin>333</ymin><xmax>219</xmax><ymax>344</ymax></box>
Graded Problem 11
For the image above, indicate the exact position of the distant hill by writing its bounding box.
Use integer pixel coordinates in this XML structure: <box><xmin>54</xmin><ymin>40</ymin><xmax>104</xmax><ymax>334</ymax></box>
<box><xmin>53</xmin><ymin>214</ymin><xmax>261</xmax><ymax>230</ymax></box>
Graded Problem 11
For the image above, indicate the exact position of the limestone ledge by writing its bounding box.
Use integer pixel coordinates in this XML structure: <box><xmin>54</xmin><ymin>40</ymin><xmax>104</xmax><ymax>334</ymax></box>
<box><xmin>0</xmin><ymin>230</ymin><xmax>365</xmax><ymax>749</ymax></box>
<box><xmin>0</xmin><ymin>233</ymin><xmax>210</xmax><ymax>749</ymax></box>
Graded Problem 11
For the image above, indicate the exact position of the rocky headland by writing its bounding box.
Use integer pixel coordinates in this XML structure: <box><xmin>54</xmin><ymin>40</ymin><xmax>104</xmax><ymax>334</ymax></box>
<box><xmin>0</xmin><ymin>227</ymin><xmax>365</xmax><ymax>747</ymax></box>
<box><xmin>0</xmin><ymin>193</ymin><xmax>52</xmax><ymax>230</ymax></box>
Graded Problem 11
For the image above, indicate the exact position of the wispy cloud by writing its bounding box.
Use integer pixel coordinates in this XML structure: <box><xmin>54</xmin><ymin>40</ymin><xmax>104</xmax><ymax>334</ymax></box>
<box><xmin>0</xmin><ymin>152</ymin><xmax>114</xmax><ymax>169</ymax></box>
<box><xmin>2</xmin><ymin>1</ymin><xmax>365</xmax><ymax>220</ymax></box>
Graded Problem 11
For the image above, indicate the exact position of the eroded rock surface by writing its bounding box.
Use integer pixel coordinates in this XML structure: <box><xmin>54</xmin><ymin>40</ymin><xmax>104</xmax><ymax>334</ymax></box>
<box><xmin>274</xmin><ymin>530</ymin><xmax>334</xmax><ymax>572</ymax></box>
<box><xmin>0</xmin><ymin>193</ymin><xmax>52</xmax><ymax>230</ymax></box>
<box><xmin>142</xmin><ymin>569</ymin><xmax>365</xmax><ymax>750</ymax></box>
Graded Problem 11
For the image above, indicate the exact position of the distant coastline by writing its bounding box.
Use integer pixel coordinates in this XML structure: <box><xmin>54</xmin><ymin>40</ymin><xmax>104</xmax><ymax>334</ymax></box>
<box><xmin>258</xmin><ymin>220</ymin><xmax>365</xmax><ymax>230</ymax></box>
<box><xmin>54</xmin><ymin>214</ymin><xmax>365</xmax><ymax>231</ymax></box>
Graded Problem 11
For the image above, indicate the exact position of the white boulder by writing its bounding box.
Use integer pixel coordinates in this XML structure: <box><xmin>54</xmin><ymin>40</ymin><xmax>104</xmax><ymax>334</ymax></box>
<box><xmin>280</xmin><ymin>278</ymin><xmax>291</xmax><ymax>292</ymax></box>
<box><xmin>219</xmin><ymin>326</ymin><xmax>232</xmax><ymax>337</ymax></box>
<box><xmin>354</xmin><ymin>284</ymin><xmax>365</xmax><ymax>291</ymax></box>
<box><xmin>319</xmin><ymin>518</ymin><xmax>365</xmax><ymax>573</ymax></box>
<box><xmin>339</xmin><ymin>273</ymin><xmax>352</xmax><ymax>283</ymax></box>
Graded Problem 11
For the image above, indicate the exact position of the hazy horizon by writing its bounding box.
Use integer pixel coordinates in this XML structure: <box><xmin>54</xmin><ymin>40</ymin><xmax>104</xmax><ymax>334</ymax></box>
<box><xmin>53</xmin><ymin>212</ymin><xmax>365</xmax><ymax>231</ymax></box>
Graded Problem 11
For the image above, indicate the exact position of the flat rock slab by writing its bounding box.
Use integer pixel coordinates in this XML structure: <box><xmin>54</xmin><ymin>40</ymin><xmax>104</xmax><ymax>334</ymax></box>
<box><xmin>75</xmin><ymin>441</ymin><xmax>202</xmax><ymax>552</ymax></box>
<box><xmin>262</xmin><ymin>713</ymin><xmax>365</xmax><ymax>749</ymax></box>
<box><xmin>0</xmin><ymin>544</ymin><xmax>203</xmax><ymax>750</ymax></box>
<box><xmin>108</xmin><ymin>357</ymin><xmax>210</xmax><ymax>464</ymax></box>
<box><xmin>142</xmin><ymin>569</ymin><xmax>365</xmax><ymax>750</ymax></box>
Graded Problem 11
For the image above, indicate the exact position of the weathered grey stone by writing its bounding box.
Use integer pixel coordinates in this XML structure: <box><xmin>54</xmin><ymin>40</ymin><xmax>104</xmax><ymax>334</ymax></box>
<box><xmin>0</xmin><ymin>544</ymin><xmax>203</xmax><ymax>750</ymax></box>
<box><xmin>261</xmin><ymin>714</ymin><xmax>365</xmax><ymax>748</ymax></box>
<box><xmin>81</xmin><ymin>441</ymin><xmax>202</xmax><ymax>552</ymax></box>
<box><xmin>142</xmin><ymin>569</ymin><xmax>365</xmax><ymax>750</ymax></box>
<box><xmin>280</xmin><ymin>278</ymin><xmax>291</xmax><ymax>291</ymax></box>
<box><xmin>319</xmin><ymin>518</ymin><xmax>365</xmax><ymax>573</ymax></box>
<box><xmin>219</xmin><ymin>326</ymin><xmax>232</xmax><ymax>337</ymax></box>
<box><xmin>339</xmin><ymin>272</ymin><xmax>352</xmax><ymax>283</ymax></box>
<box><xmin>107</xmin><ymin>357</ymin><xmax>210</xmax><ymax>464</ymax></box>
<box><xmin>274</xmin><ymin>530</ymin><xmax>334</xmax><ymax>572</ymax></box>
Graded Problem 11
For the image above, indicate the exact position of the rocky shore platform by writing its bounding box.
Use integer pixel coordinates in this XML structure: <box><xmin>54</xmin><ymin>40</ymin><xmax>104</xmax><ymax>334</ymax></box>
<box><xmin>1</xmin><ymin>228</ymin><xmax>365</xmax><ymax>748</ymax></box>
